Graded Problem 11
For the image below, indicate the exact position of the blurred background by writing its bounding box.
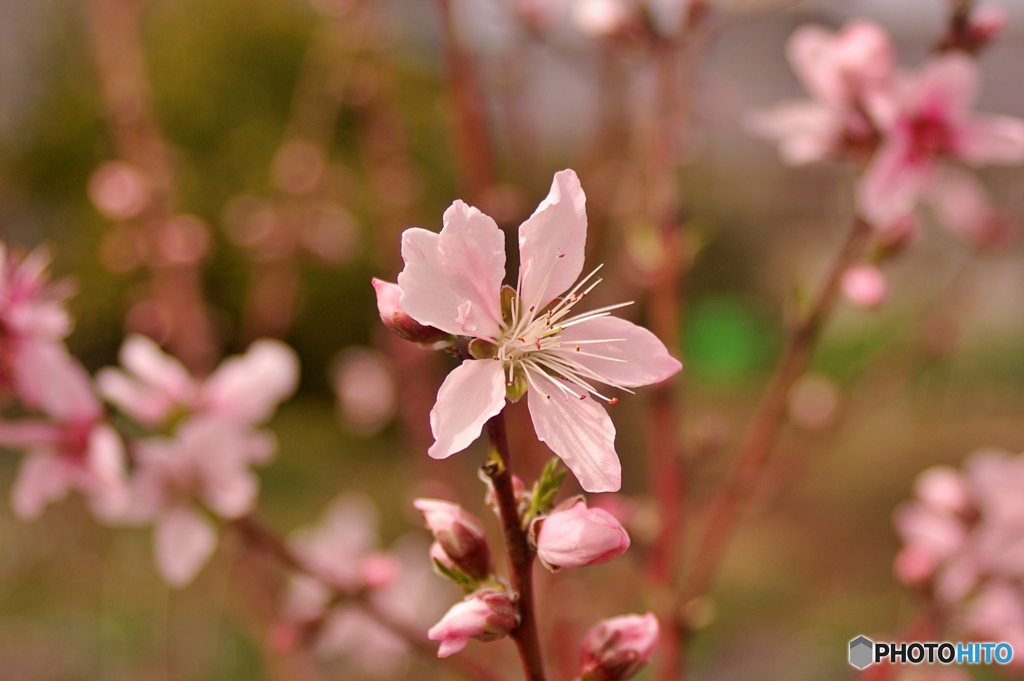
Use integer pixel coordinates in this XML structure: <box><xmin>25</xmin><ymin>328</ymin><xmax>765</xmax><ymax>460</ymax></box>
<box><xmin>1</xmin><ymin>0</ymin><xmax>1024</xmax><ymax>679</ymax></box>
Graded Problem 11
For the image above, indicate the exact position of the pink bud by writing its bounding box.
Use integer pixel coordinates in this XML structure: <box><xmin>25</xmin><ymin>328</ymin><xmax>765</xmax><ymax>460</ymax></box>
<box><xmin>971</xmin><ymin>6</ymin><xmax>1007</xmax><ymax>43</ymax></box>
<box><xmin>915</xmin><ymin>466</ymin><xmax>971</xmax><ymax>515</ymax></box>
<box><xmin>535</xmin><ymin>499</ymin><xmax>630</xmax><ymax>570</ymax></box>
<box><xmin>372</xmin><ymin>279</ymin><xmax>449</xmax><ymax>344</ymax></box>
<box><xmin>427</xmin><ymin>589</ymin><xmax>518</xmax><ymax>658</ymax></box>
<box><xmin>413</xmin><ymin>499</ymin><xmax>493</xmax><ymax>580</ymax></box>
<box><xmin>841</xmin><ymin>264</ymin><xmax>888</xmax><ymax>309</ymax></box>
<box><xmin>430</xmin><ymin>540</ymin><xmax>459</xmax><ymax>575</ymax></box>
<box><xmin>579</xmin><ymin>612</ymin><xmax>659</xmax><ymax>681</ymax></box>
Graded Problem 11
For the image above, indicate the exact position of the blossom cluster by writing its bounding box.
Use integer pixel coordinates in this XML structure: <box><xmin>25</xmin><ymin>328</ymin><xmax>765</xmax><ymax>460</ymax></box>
<box><xmin>0</xmin><ymin>241</ymin><xmax>298</xmax><ymax>586</ymax></box>
<box><xmin>750</xmin><ymin>16</ymin><xmax>1024</xmax><ymax>250</ymax></box>
<box><xmin>894</xmin><ymin>449</ymin><xmax>1024</xmax><ymax>665</ymax></box>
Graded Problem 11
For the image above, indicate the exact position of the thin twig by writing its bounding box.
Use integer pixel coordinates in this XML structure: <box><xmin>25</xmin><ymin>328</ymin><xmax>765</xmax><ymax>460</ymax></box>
<box><xmin>231</xmin><ymin>515</ymin><xmax>507</xmax><ymax>681</ymax></box>
<box><xmin>680</xmin><ymin>216</ymin><xmax>872</xmax><ymax>607</ymax></box>
<box><xmin>485</xmin><ymin>412</ymin><xmax>547</xmax><ymax>681</ymax></box>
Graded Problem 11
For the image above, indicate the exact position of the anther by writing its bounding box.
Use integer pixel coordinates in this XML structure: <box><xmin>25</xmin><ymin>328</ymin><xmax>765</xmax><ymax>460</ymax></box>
<box><xmin>608</xmin><ymin>397</ymin><xmax>619</xmax><ymax>405</ymax></box>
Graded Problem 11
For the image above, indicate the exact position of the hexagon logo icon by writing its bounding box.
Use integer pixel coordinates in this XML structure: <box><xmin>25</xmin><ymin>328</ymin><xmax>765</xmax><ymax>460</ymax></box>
<box><xmin>849</xmin><ymin>636</ymin><xmax>874</xmax><ymax>669</ymax></box>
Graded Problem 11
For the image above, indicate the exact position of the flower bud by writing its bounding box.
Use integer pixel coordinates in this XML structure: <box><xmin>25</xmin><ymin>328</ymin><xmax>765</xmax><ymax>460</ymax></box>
<box><xmin>414</xmin><ymin>499</ymin><xmax>493</xmax><ymax>580</ymax></box>
<box><xmin>428</xmin><ymin>589</ymin><xmax>518</xmax><ymax>658</ymax></box>
<box><xmin>579</xmin><ymin>613</ymin><xmax>659</xmax><ymax>681</ymax></box>
<box><xmin>534</xmin><ymin>499</ymin><xmax>630</xmax><ymax>570</ymax></box>
<box><xmin>372</xmin><ymin>279</ymin><xmax>449</xmax><ymax>344</ymax></box>
<box><xmin>841</xmin><ymin>264</ymin><xmax>888</xmax><ymax>310</ymax></box>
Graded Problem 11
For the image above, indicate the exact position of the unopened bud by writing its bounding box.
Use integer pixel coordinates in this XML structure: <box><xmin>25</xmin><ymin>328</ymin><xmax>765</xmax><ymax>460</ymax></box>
<box><xmin>428</xmin><ymin>589</ymin><xmax>518</xmax><ymax>658</ymax></box>
<box><xmin>414</xmin><ymin>499</ymin><xmax>493</xmax><ymax>581</ymax></box>
<box><xmin>372</xmin><ymin>279</ymin><xmax>449</xmax><ymax>344</ymax></box>
<box><xmin>533</xmin><ymin>499</ymin><xmax>630</xmax><ymax>570</ymax></box>
<box><xmin>841</xmin><ymin>264</ymin><xmax>888</xmax><ymax>310</ymax></box>
<box><xmin>579</xmin><ymin>612</ymin><xmax>659</xmax><ymax>681</ymax></box>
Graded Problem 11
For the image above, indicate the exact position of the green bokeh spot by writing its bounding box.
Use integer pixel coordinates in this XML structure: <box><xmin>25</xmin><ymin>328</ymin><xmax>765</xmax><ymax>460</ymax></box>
<box><xmin>685</xmin><ymin>297</ymin><xmax>777</xmax><ymax>385</ymax></box>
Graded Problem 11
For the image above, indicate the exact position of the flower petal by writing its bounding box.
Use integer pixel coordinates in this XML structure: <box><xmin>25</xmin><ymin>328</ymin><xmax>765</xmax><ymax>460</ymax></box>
<box><xmin>428</xmin><ymin>359</ymin><xmax>506</xmax><ymax>460</ymax></box>
<box><xmin>14</xmin><ymin>342</ymin><xmax>101</xmax><ymax>423</ymax></box>
<box><xmin>201</xmin><ymin>339</ymin><xmax>299</xmax><ymax>425</ymax></box>
<box><xmin>154</xmin><ymin>505</ymin><xmax>218</xmax><ymax>587</ymax></box>
<box><xmin>744</xmin><ymin>101</ymin><xmax>843</xmax><ymax>165</ymax></box>
<box><xmin>518</xmin><ymin>169</ymin><xmax>588</xmax><ymax>312</ymax></box>
<box><xmin>956</xmin><ymin>114</ymin><xmax>1024</xmax><ymax>165</ymax></box>
<box><xmin>926</xmin><ymin>166</ymin><xmax>998</xmax><ymax>245</ymax></box>
<box><xmin>856</xmin><ymin>138</ymin><xmax>930</xmax><ymax>227</ymax></box>
<box><xmin>119</xmin><ymin>334</ymin><xmax>195</xmax><ymax>403</ymax></box>
<box><xmin>554</xmin><ymin>316</ymin><xmax>681</xmax><ymax>389</ymax></box>
<box><xmin>527</xmin><ymin>371</ymin><xmax>619</xmax><ymax>492</ymax></box>
<box><xmin>911</xmin><ymin>53</ymin><xmax>978</xmax><ymax>123</ymax></box>
<box><xmin>84</xmin><ymin>423</ymin><xmax>130</xmax><ymax>521</ymax></box>
<box><xmin>11</xmin><ymin>452</ymin><xmax>73</xmax><ymax>520</ymax></box>
<box><xmin>438</xmin><ymin>201</ymin><xmax>505</xmax><ymax>333</ymax></box>
<box><xmin>787</xmin><ymin>24</ymin><xmax>845</xmax><ymax>106</ymax></box>
<box><xmin>398</xmin><ymin>205</ymin><xmax>506</xmax><ymax>340</ymax></box>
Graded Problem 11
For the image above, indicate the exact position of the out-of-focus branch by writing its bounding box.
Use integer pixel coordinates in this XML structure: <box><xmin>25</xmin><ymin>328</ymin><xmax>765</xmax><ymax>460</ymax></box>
<box><xmin>232</xmin><ymin>514</ymin><xmax>508</xmax><ymax>681</ymax></box>
<box><xmin>680</xmin><ymin>216</ymin><xmax>872</xmax><ymax>608</ymax></box>
<box><xmin>484</xmin><ymin>412</ymin><xmax>547</xmax><ymax>681</ymax></box>
<box><xmin>85</xmin><ymin>0</ymin><xmax>217</xmax><ymax>373</ymax></box>
<box><xmin>435</xmin><ymin>0</ymin><xmax>496</xmax><ymax>200</ymax></box>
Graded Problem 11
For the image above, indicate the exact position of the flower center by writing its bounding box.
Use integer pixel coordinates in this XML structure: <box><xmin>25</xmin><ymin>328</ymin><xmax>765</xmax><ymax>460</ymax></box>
<box><xmin>492</xmin><ymin>263</ymin><xmax>632</xmax><ymax>404</ymax></box>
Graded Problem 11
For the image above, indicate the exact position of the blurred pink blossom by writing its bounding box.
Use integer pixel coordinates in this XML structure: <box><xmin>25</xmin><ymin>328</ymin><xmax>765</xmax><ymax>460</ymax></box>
<box><xmin>427</xmin><ymin>589</ymin><xmax>517</xmax><ymax>658</ymax></box>
<box><xmin>97</xmin><ymin>334</ymin><xmax>299</xmax><ymax>434</ymax></box>
<box><xmin>281</xmin><ymin>514</ymin><xmax>451</xmax><ymax>675</ymax></box>
<box><xmin>533</xmin><ymin>498</ymin><xmax>630</xmax><ymax>570</ymax></box>
<box><xmin>289</xmin><ymin>494</ymin><xmax>392</xmax><ymax>591</ymax></box>
<box><xmin>578</xmin><ymin>612</ymin><xmax>659</xmax><ymax>681</ymax></box>
<box><xmin>125</xmin><ymin>416</ymin><xmax>266</xmax><ymax>586</ymax></box>
<box><xmin>747</xmin><ymin>21</ymin><xmax>896</xmax><ymax>165</ymax></box>
<box><xmin>895</xmin><ymin>451</ymin><xmax>1024</xmax><ymax>653</ymax></box>
<box><xmin>841</xmin><ymin>264</ymin><xmax>888</xmax><ymax>309</ymax></box>
<box><xmin>0</xmin><ymin>243</ymin><xmax>74</xmax><ymax>398</ymax></box>
<box><xmin>0</xmin><ymin>346</ymin><xmax>128</xmax><ymax>521</ymax></box>
<box><xmin>392</xmin><ymin>169</ymin><xmax>681</xmax><ymax>492</ymax></box>
<box><xmin>858</xmin><ymin>54</ymin><xmax>1024</xmax><ymax>230</ymax></box>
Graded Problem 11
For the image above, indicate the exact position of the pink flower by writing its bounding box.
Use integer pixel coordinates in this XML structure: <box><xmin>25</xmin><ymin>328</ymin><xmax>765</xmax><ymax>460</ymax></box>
<box><xmin>0</xmin><ymin>243</ymin><xmax>74</xmax><ymax>400</ymax></box>
<box><xmin>289</xmin><ymin>494</ymin><xmax>392</xmax><ymax>590</ymax></box>
<box><xmin>747</xmin><ymin>21</ymin><xmax>895</xmax><ymax>165</ymax></box>
<box><xmin>0</xmin><ymin>346</ymin><xmax>128</xmax><ymax>521</ymax></box>
<box><xmin>841</xmin><ymin>264</ymin><xmax>888</xmax><ymax>309</ymax></box>
<box><xmin>413</xmin><ymin>498</ymin><xmax>493</xmax><ymax>580</ymax></box>
<box><xmin>534</xmin><ymin>499</ymin><xmax>630</xmax><ymax>570</ymax></box>
<box><xmin>858</xmin><ymin>54</ymin><xmax>1024</xmax><ymax>230</ymax></box>
<box><xmin>393</xmin><ymin>169</ymin><xmax>681</xmax><ymax>492</ymax></box>
<box><xmin>97</xmin><ymin>334</ymin><xmax>299</xmax><ymax>433</ymax></box>
<box><xmin>125</xmin><ymin>416</ymin><xmax>265</xmax><ymax>586</ymax></box>
<box><xmin>579</xmin><ymin>612</ymin><xmax>659</xmax><ymax>681</ymax></box>
<box><xmin>895</xmin><ymin>451</ymin><xmax>1024</xmax><ymax>649</ymax></box>
<box><xmin>427</xmin><ymin>589</ymin><xmax>517</xmax><ymax>658</ymax></box>
<box><xmin>282</xmin><ymin>532</ymin><xmax>455</xmax><ymax>675</ymax></box>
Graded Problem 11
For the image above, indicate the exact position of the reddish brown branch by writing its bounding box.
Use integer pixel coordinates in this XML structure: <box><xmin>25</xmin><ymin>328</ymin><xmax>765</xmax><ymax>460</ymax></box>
<box><xmin>85</xmin><ymin>0</ymin><xmax>216</xmax><ymax>373</ymax></box>
<box><xmin>435</xmin><ymin>0</ymin><xmax>496</xmax><ymax>200</ymax></box>
<box><xmin>485</xmin><ymin>412</ymin><xmax>547</xmax><ymax>681</ymax></box>
<box><xmin>680</xmin><ymin>216</ymin><xmax>872</xmax><ymax>606</ymax></box>
<box><xmin>231</xmin><ymin>515</ymin><xmax>507</xmax><ymax>681</ymax></box>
